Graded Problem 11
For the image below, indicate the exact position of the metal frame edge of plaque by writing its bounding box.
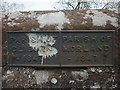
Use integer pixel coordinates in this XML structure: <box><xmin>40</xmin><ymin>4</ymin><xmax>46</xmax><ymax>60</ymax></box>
<box><xmin>6</xmin><ymin>30</ymin><xmax>115</xmax><ymax>67</ymax></box>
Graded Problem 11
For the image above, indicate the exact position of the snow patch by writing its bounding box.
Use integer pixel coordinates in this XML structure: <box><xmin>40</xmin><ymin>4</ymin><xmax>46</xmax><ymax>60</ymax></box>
<box><xmin>37</xmin><ymin>11</ymin><xmax>70</xmax><ymax>30</ymax></box>
<box><xmin>84</xmin><ymin>10</ymin><xmax>118</xmax><ymax>27</ymax></box>
<box><xmin>90</xmin><ymin>83</ymin><xmax>100</xmax><ymax>89</ymax></box>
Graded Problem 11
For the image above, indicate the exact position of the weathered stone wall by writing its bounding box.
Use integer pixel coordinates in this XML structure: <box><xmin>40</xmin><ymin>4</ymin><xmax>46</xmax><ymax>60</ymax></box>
<box><xmin>117</xmin><ymin>8</ymin><xmax>120</xmax><ymax>89</ymax></box>
<box><xmin>1</xmin><ymin>9</ymin><xmax>120</xmax><ymax>89</ymax></box>
<box><xmin>118</xmin><ymin>30</ymin><xmax>120</xmax><ymax>89</ymax></box>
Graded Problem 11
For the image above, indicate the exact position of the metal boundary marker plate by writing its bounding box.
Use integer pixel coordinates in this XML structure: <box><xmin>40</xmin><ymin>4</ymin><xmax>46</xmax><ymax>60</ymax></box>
<box><xmin>6</xmin><ymin>30</ymin><xmax>115</xmax><ymax>67</ymax></box>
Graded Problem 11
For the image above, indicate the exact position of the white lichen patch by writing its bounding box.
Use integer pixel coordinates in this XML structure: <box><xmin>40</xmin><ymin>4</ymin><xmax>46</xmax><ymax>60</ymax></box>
<box><xmin>37</xmin><ymin>11</ymin><xmax>70</xmax><ymax>30</ymax></box>
<box><xmin>34</xmin><ymin>71</ymin><xmax>49</xmax><ymax>85</ymax></box>
<box><xmin>97</xmin><ymin>68</ymin><xmax>102</xmax><ymax>73</ymax></box>
<box><xmin>51</xmin><ymin>78</ymin><xmax>57</xmax><ymax>84</ymax></box>
<box><xmin>3</xmin><ymin>70</ymin><xmax>14</xmax><ymax>80</ymax></box>
<box><xmin>90</xmin><ymin>82</ymin><xmax>100</xmax><ymax>89</ymax></box>
<box><xmin>84</xmin><ymin>10</ymin><xmax>118</xmax><ymax>27</ymax></box>
<box><xmin>72</xmin><ymin>70</ymin><xmax>88</xmax><ymax>80</ymax></box>
<box><xmin>27</xmin><ymin>33</ymin><xmax>58</xmax><ymax>64</ymax></box>
<box><xmin>7</xmin><ymin>70</ymin><xmax>13</xmax><ymax>75</ymax></box>
<box><xmin>69</xmin><ymin>80</ymin><xmax>75</xmax><ymax>84</ymax></box>
<box><xmin>90</xmin><ymin>68</ymin><xmax>96</xmax><ymax>72</ymax></box>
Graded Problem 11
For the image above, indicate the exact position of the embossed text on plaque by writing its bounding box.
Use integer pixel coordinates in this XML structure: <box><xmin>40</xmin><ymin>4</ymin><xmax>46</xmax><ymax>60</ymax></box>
<box><xmin>6</xmin><ymin>31</ymin><xmax>114</xmax><ymax>66</ymax></box>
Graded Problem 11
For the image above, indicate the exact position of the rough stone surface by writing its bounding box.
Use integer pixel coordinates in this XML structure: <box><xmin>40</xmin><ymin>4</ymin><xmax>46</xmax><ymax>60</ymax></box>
<box><xmin>85</xmin><ymin>10</ymin><xmax>118</xmax><ymax>27</ymax></box>
<box><xmin>71</xmin><ymin>70</ymin><xmax>88</xmax><ymax>81</ymax></box>
<box><xmin>2</xmin><ymin>67</ymin><xmax>118</xmax><ymax>89</ymax></box>
<box><xmin>1</xmin><ymin>9</ymin><xmax>120</xmax><ymax>89</ymax></box>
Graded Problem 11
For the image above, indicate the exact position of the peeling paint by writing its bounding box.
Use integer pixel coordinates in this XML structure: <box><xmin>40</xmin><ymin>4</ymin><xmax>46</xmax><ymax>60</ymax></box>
<box><xmin>84</xmin><ymin>10</ymin><xmax>118</xmax><ymax>27</ymax></box>
<box><xmin>37</xmin><ymin>12</ymin><xmax>70</xmax><ymax>30</ymax></box>
<box><xmin>27</xmin><ymin>33</ymin><xmax>58</xmax><ymax>64</ymax></box>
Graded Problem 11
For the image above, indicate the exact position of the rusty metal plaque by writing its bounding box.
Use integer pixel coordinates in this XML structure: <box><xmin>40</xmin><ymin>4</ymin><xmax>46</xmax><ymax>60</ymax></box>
<box><xmin>6</xmin><ymin>30</ymin><xmax>114</xmax><ymax>67</ymax></box>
